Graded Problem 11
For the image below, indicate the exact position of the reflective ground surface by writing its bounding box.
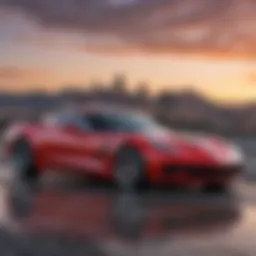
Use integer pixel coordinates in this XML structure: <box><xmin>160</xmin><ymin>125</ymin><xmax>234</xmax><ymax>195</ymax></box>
<box><xmin>0</xmin><ymin>165</ymin><xmax>255</xmax><ymax>256</ymax></box>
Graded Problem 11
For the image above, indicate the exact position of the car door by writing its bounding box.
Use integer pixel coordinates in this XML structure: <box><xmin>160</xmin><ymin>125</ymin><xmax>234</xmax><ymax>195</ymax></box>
<box><xmin>31</xmin><ymin>112</ymin><xmax>70</xmax><ymax>169</ymax></box>
<box><xmin>65</xmin><ymin>115</ymin><xmax>126</xmax><ymax>176</ymax></box>
<box><xmin>81</xmin><ymin>113</ymin><xmax>128</xmax><ymax>175</ymax></box>
<box><xmin>52</xmin><ymin>113</ymin><xmax>106</xmax><ymax>174</ymax></box>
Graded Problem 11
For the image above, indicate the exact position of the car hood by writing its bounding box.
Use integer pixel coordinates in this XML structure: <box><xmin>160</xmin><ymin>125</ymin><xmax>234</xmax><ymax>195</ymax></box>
<box><xmin>143</xmin><ymin>129</ymin><xmax>243</xmax><ymax>165</ymax></box>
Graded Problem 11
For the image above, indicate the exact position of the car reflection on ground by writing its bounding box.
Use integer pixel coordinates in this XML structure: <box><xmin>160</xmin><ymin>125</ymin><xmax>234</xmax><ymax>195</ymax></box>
<box><xmin>6</xmin><ymin>185</ymin><xmax>241</xmax><ymax>243</ymax></box>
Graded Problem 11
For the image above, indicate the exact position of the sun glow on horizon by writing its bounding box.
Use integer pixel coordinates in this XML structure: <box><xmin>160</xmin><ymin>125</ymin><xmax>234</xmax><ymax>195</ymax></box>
<box><xmin>0</xmin><ymin>6</ymin><xmax>255</xmax><ymax>104</ymax></box>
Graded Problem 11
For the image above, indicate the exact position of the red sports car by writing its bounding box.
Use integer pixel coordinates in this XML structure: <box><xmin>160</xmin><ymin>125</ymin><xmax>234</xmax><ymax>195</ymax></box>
<box><xmin>3</xmin><ymin>105</ymin><xmax>244</xmax><ymax>191</ymax></box>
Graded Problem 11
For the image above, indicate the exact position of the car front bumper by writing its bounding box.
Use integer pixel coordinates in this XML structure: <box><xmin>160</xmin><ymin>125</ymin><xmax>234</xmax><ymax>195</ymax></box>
<box><xmin>144</xmin><ymin>151</ymin><xmax>244</xmax><ymax>187</ymax></box>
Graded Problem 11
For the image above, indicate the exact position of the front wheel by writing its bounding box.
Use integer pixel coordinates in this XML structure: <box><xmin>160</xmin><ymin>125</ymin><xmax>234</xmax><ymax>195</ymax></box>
<box><xmin>114</xmin><ymin>147</ymin><xmax>146</xmax><ymax>191</ymax></box>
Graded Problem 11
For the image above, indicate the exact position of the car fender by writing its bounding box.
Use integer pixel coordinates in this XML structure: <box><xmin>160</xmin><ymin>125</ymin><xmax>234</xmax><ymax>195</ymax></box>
<box><xmin>3</xmin><ymin>122</ymin><xmax>36</xmax><ymax>155</ymax></box>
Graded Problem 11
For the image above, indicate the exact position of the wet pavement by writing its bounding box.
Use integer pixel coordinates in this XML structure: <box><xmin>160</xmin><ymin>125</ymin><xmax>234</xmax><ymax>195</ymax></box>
<box><xmin>0</xmin><ymin>164</ymin><xmax>255</xmax><ymax>255</ymax></box>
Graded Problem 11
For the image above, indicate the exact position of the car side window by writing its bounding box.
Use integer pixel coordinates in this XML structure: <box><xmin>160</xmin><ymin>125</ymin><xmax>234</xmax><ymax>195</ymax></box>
<box><xmin>86</xmin><ymin>114</ymin><xmax>111</xmax><ymax>131</ymax></box>
<box><xmin>57</xmin><ymin>113</ymin><xmax>91</xmax><ymax>131</ymax></box>
<box><xmin>73</xmin><ymin>116</ymin><xmax>91</xmax><ymax>131</ymax></box>
<box><xmin>42</xmin><ymin>113</ymin><xmax>59</xmax><ymax>126</ymax></box>
<box><xmin>56</xmin><ymin>114</ymin><xmax>71</xmax><ymax>126</ymax></box>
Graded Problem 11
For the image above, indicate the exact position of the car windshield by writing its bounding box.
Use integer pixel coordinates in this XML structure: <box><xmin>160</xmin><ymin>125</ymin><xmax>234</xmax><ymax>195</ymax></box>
<box><xmin>85</xmin><ymin>112</ymin><xmax>162</xmax><ymax>132</ymax></box>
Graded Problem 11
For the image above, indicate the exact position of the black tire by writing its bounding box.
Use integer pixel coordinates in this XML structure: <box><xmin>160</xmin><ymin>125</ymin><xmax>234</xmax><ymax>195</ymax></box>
<box><xmin>114</xmin><ymin>147</ymin><xmax>146</xmax><ymax>191</ymax></box>
<box><xmin>203</xmin><ymin>184</ymin><xmax>227</xmax><ymax>194</ymax></box>
<box><xmin>11</xmin><ymin>139</ymin><xmax>38</xmax><ymax>185</ymax></box>
<box><xmin>8</xmin><ymin>139</ymin><xmax>39</xmax><ymax>219</ymax></box>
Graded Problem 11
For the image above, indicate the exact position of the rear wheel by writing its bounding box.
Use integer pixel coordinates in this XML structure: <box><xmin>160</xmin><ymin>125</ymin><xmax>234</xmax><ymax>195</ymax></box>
<box><xmin>11</xmin><ymin>139</ymin><xmax>38</xmax><ymax>185</ymax></box>
<box><xmin>8</xmin><ymin>139</ymin><xmax>39</xmax><ymax>218</ymax></box>
<box><xmin>114</xmin><ymin>147</ymin><xmax>146</xmax><ymax>191</ymax></box>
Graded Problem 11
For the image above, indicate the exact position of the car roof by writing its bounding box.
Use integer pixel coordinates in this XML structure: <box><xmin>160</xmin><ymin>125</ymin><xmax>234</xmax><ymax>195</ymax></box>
<box><xmin>60</xmin><ymin>103</ymin><xmax>146</xmax><ymax>116</ymax></box>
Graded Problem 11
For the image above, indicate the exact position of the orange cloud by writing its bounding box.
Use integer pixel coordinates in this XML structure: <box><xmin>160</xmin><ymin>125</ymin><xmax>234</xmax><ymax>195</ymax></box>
<box><xmin>78</xmin><ymin>43</ymin><xmax>256</xmax><ymax>60</ymax></box>
<box><xmin>0</xmin><ymin>67</ymin><xmax>26</xmax><ymax>80</ymax></box>
<box><xmin>1</xmin><ymin>0</ymin><xmax>256</xmax><ymax>58</ymax></box>
<box><xmin>249</xmin><ymin>72</ymin><xmax>256</xmax><ymax>85</ymax></box>
<box><xmin>0</xmin><ymin>66</ymin><xmax>50</xmax><ymax>81</ymax></box>
<box><xmin>0</xmin><ymin>66</ymin><xmax>57</xmax><ymax>92</ymax></box>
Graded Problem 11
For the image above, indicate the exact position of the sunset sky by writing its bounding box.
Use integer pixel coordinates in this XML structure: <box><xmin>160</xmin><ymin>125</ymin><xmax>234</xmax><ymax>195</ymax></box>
<box><xmin>0</xmin><ymin>0</ymin><xmax>255</xmax><ymax>103</ymax></box>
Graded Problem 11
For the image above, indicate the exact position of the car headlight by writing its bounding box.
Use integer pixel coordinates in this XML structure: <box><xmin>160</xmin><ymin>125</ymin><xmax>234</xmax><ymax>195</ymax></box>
<box><xmin>229</xmin><ymin>143</ymin><xmax>244</xmax><ymax>164</ymax></box>
<box><xmin>147</xmin><ymin>137</ymin><xmax>177</xmax><ymax>152</ymax></box>
<box><xmin>151</xmin><ymin>140</ymin><xmax>171</xmax><ymax>151</ymax></box>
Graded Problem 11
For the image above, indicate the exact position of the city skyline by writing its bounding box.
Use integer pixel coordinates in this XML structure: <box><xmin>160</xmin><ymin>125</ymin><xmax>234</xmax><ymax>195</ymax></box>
<box><xmin>0</xmin><ymin>0</ymin><xmax>255</xmax><ymax>103</ymax></box>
